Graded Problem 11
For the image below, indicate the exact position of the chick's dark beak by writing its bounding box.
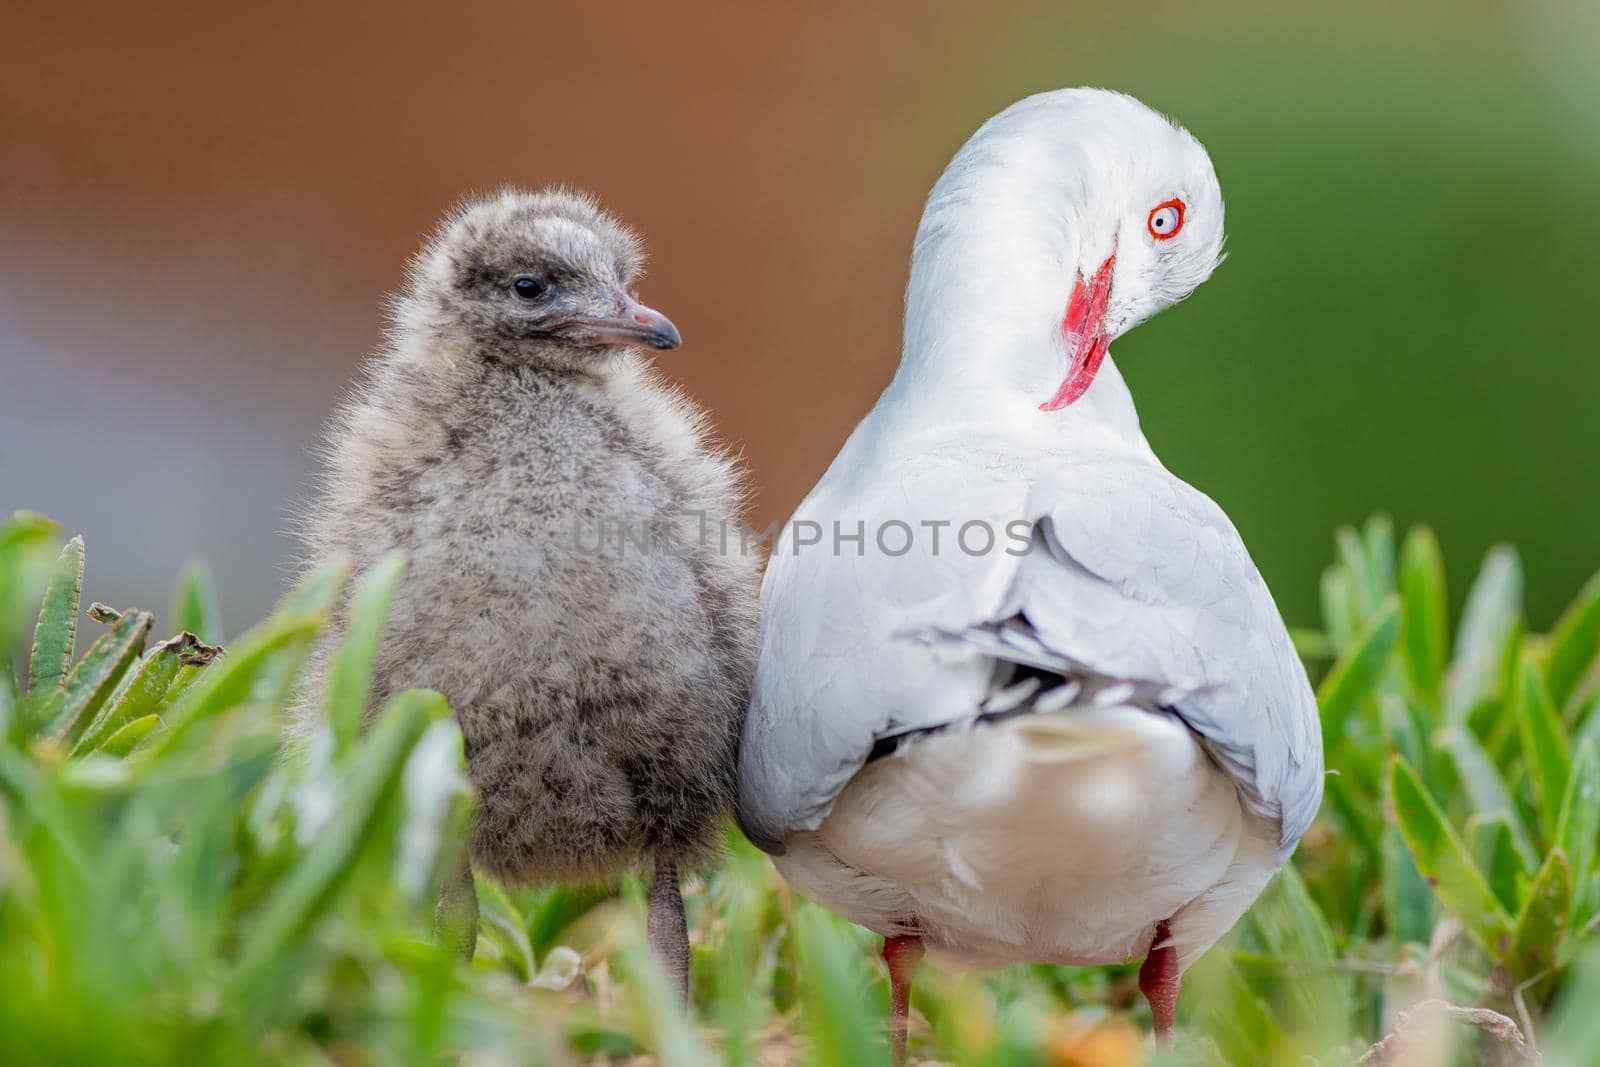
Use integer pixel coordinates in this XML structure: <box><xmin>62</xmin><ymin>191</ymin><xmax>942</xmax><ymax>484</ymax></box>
<box><xmin>559</xmin><ymin>296</ymin><xmax>682</xmax><ymax>351</ymax></box>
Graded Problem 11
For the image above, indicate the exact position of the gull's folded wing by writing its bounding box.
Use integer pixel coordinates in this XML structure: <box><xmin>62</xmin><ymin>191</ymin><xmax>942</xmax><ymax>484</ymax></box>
<box><xmin>737</xmin><ymin>452</ymin><xmax>1322</xmax><ymax>858</ymax></box>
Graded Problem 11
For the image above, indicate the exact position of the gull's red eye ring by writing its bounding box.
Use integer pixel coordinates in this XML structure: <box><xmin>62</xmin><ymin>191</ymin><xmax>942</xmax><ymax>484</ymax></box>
<box><xmin>1147</xmin><ymin>198</ymin><xmax>1185</xmax><ymax>241</ymax></box>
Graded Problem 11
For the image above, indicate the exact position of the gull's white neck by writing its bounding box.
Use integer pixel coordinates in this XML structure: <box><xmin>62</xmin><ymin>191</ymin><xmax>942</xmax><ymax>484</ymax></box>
<box><xmin>874</xmin><ymin>193</ymin><xmax>1145</xmax><ymax>449</ymax></box>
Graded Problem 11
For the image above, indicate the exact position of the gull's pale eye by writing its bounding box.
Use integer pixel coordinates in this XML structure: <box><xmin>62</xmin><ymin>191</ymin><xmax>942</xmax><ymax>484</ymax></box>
<box><xmin>513</xmin><ymin>277</ymin><xmax>545</xmax><ymax>300</ymax></box>
<box><xmin>1147</xmin><ymin>199</ymin><xmax>1185</xmax><ymax>241</ymax></box>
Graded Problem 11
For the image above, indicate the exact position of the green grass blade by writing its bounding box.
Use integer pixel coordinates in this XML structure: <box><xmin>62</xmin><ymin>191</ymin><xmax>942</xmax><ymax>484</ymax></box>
<box><xmin>476</xmin><ymin>876</ymin><xmax>535</xmax><ymax>980</ymax></box>
<box><xmin>149</xmin><ymin>560</ymin><xmax>347</xmax><ymax>757</ymax></box>
<box><xmin>1362</xmin><ymin>513</ymin><xmax>1396</xmax><ymax>600</ymax></box>
<box><xmin>147</xmin><ymin>617</ymin><xmax>312</xmax><ymax>758</ymax></box>
<box><xmin>169</xmin><ymin>556</ymin><xmax>225</xmax><ymax>644</ymax></box>
<box><xmin>1382</xmin><ymin>823</ymin><xmax>1438</xmax><ymax>945</ymax></box>
<box><xmin>1391</xmin><ymin>756</ymin><xmax>1514</xmax><ymax>956</ymax></box>
<box><xmin>1320</xmin><ymin>565</ymin><xmax>1360</xmax><ymax>653</ymax></box>
<box><xmin>26</xmin><ymin>535</ymin><xmax>84</xmax><ymax>700</ymax></box>
<box><xmin>1551</xmin><ymin>945</ymin><xmax>1600</xmax><ymax>1062</ymax></box>
<box><xmin>1444</xmin><ymin>545</ymin><xmax>1523</xmax><ymax>722</ymax></box>
<box><xmin>1506</xmin><ymin>849</ymin><xmax>1571</xmax><ymax>984</ymax></box>
<box><xmin>1336</xmin><ymin>525</ymin><xmax>1380</xmax><ymax>619</ymax></box>
<box><xmin>1380</xmin><ymin>693</ymin><xmax>1428</xmax><ymax>780</ymax></box>
<box><xmin>1398</xmin><ymin>524</ymin><xmax>1449</xmax><ymax>703</ymax></box>
<box><xmin>1290</xmin><ymin>627</ymin><xmax>1335</xmax><ymax>662</ymax></box>
<box><xmin>1515</xmin><ymin>653</ymin><xmax>1572</xmax><ymax>840</ymax></box>
<box><xmin>230</xmin><ymin>687</ymin><xmax>444</xmax><ymax>997</ymax></box>
<box><xmin>701</xmin><ymin>836</ymin><xmax>782</xmax><ymax>1067</ymax></box>
<box><xmin>1325</xmin><ymin>772</ymin><xmax>1385</xmax><ymax>864</ymax></box>
<box><xmin>1467</xmin><ymin>813</ymin><xmax>1527</xmax><ymax>915</ymax></box>
<box><xmin>609</xmin><ymin>931</ymin><xmax>716</xmax><ymax>1067</ymax></box>
<box><xmin>71</xmin><ymin>633</ymin><xmax>215</xmax><ymax>756</ymax></box>
<box><xmin>526</xmin><ymin>882</ymin><xmax>614</xmax><ymax>961</ymax></box>
<box><xmin>793</xmin><ymin>904</ymin><xmax>880</xmax><ymax>1067</ymax></box>
<box><xmin>1546</xmin><ymin>567</ymin><xmax>1600</xmax><ymax>716</ymax></box>
<box><xmin>0</xmin><ymin>657</ymin><xmax>18</xmax><ymax>744</ymax></box>
<box><xmin>1577</xmin><ymin>696</ymin><xmax>1600</xmax><ymax>768</ymax></box>
<box><xmin>1556</xmin><ymin>740</ymin><xmax>1600</xmax><ymax>926</ymax></box>
<box><xmin>324</xmin><ymin>550</ymin><xmax>407</xmax><ymax>753</ymax></box>
<box><xmin>0</xmin><ymin>511</ymin><xmax>62</xmax><ymax>651</ymax></box>
<box><xmin>1317</xmin><ymin>595</ymin><xmax>1400</xmax><ymax>754</ymax></box>
<box><xmin>147</xmin><ymin>617</ymin><xmax>315</xmax><ymax>758</ymax></box>
<box><xmin>99</xmin><ymin>713</ymin><xmax>161</xmax><ymax>757</ymax></box>
<box><xmin>276</xmin><ymin>557</ymin><xmax>351</xmax><ymax>618</ymax></box>
<box><xmin>1247</xmin><ymin>865</ymin><xmax>1352</xmax><ymax>1053</ymax></box>
<box><xmin>49</xmin><ymin>608</ymin><xmax>153</xmax><ymax>745</ymax></box>
<box><xmin>1185</xmin><ymin>947</ymin><xmax>1284</xmax><ymax>1065</ymax></box>
<box><xmin>1439</xmin><ymin>724</ymin><xmax>1537</xmax><ymax>866</ymax></box>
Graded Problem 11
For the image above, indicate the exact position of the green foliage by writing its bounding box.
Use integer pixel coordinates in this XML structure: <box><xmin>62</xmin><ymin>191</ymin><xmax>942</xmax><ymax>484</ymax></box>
<box><xmin>2</xmin><ymin>511</ymin><xmax>1599</xmax><ymax>1065</ymax></box>
<box><xmin>1392</xmin><ymin>756</ymin><xmax>1513</xmax><ymax>955</ymax></box>
<box><xmin>0</xmin><ymin>522</ymin><xmax>492</xmax><ymax>1066</ymax></box>
<box><xmin>170</xmin><ymin>555</ymin><xmax>225</xmax><ymax>645</ymax></box>
<box><xmin>26</xmin><ymin>534</ymin><xmax>83</xmax><ymax>699</ymax></box>
<box><xmin>1278</xmin><ymin>517</ymin><xmax>1600</xmax><ymax>1066</ymax></box>
<box><xmin>323</xmin><ymin>549</ymin><xmax>406</xmax><ymax>753</ymax></box>
<box><xmin>1398</xmin><ymin>525</ymin><xmax>1449</xmax><ymax>702</ymax></box>
<box><xmin>1318</xmin><ymin>595</ymin><xmax>1400</xmax><ymax>756</ymax></box>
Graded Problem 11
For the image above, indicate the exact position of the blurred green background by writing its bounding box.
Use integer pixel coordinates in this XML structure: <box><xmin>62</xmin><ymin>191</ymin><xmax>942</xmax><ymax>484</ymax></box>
<box><xmin>2</xmin><ymin>0</ymin><xmax>1596</xmax><ymax>629</ymax></box>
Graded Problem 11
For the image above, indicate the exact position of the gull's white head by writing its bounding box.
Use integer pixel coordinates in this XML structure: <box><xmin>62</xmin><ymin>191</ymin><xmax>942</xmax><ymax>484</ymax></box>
<box><xmin>898</xmin><ymin>88</ymin><xmax>1226</xmax><ymax>413</ymax></box>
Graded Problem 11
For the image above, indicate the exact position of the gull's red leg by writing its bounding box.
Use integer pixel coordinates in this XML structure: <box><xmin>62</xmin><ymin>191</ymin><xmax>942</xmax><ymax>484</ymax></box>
<box><xmin>882</xmin><ymin>933</ymin><xmax>924</xmax><ymax>1065</ymax></box>
<box><xmin>1138</xmin><ymin>918</ymin><xmax>1180</xmax><ymax>1047</ymax></box>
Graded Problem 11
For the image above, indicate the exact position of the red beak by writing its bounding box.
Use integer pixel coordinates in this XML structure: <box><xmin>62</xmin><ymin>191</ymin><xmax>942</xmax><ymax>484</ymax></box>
<box><xmin>1040</xmin><ymin>254</ymin><xmax>1116</xmax><ymax>411</ymax></box>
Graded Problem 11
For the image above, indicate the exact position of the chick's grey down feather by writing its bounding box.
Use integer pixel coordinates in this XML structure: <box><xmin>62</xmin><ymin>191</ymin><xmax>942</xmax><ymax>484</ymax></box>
<box><xmin>298</xmin><ymin>187</ymin><xmax>759</xmax><ymax>886</ymax></box>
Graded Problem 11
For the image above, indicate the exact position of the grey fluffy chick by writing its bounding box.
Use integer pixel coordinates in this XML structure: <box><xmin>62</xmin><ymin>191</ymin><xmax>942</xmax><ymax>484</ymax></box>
<box><xmin>298</xmin><ymin>188</ymin><xmax>759</xmax><ymax>997</ymax></box>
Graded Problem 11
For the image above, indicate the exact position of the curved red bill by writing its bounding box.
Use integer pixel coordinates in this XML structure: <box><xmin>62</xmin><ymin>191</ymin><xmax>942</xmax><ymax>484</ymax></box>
<box><xmin>1040</xmin><ymin>254</ymin><xmax>1116</xmax><ymax>411</ymax></box>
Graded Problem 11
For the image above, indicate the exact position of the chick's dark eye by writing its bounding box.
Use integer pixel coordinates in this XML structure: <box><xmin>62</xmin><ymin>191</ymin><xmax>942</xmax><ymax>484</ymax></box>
<box><xmin>513</xmin><ymin>277</ymin><xmax>544</xmax><ymax>300</ymax></box>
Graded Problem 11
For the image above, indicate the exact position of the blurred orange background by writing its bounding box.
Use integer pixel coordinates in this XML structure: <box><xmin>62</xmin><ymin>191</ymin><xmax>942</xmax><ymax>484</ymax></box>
<box><xmin>4</xmin><ymin>1</ymin><xmax>1598</xmax><ymax>633</ymax></box>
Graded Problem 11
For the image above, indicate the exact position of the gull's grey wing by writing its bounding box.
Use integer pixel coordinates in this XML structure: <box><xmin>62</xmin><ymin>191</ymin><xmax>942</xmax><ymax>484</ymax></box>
<box><xmin>736</xmin><ymin>469</ymin><xmax>1008</xmax><ymax>852</ymax></box>
<box><xmin>737</xmin><ymin>453</ymin><xmax>1323</xmax><ymax>857</ymax></box>
<box><xmin>1007</xmin><ymin>456</ymin><xmax>1324</xmax><ymax>852</ymax></box>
